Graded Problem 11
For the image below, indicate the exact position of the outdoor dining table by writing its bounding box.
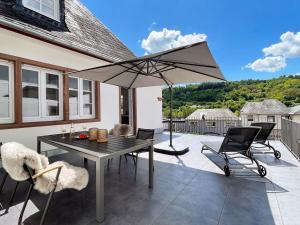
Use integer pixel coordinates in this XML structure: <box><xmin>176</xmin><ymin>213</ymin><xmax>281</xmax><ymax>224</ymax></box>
<box><xmin>37</xmin><ymin>133</ymin><xmax>154</xmax><ymax>223</ymax></box>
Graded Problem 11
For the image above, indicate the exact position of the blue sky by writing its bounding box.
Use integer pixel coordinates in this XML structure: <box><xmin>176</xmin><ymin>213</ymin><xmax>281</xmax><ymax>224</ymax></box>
<box><xmin>81</xmin><ymin>0</ymin><xmax>300</xmax><ymax>81</ymax></box>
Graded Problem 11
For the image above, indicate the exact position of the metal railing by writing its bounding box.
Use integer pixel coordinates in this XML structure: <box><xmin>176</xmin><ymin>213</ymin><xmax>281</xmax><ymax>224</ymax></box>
<box><xmin>163</xmin><ymin>116</ymin><xmax>282</xmax><ymax>140</ymax></box>
<box><xmin>282</xmin><ymin>118</ymin><xmax>300</xmax><ymax>159</ymax></box>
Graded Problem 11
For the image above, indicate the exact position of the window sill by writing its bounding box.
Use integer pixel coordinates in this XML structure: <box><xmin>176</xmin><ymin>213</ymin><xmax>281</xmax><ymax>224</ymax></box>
<box><xmin>0</xmin><ymin>118</ymin><xmax>100</xmax><ymax>130</ymax></box>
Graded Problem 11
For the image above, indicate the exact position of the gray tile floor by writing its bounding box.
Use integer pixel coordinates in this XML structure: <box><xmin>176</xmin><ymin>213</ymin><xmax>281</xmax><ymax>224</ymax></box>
<box><xmin>0</xmin><ymin>132</ymin><xmax>300</xmax><ymax>225</ymax></box>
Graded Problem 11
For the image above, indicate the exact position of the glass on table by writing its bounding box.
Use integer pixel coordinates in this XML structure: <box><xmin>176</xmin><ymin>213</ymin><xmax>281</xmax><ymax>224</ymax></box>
<box><xmin>61</xmin><ymin>126</ymin><xmax>67</xmax><ymax>139</ymax></box>
<box><xmin>82</xmin><ymin>125</ymin><xmax>87</xmax><ymax>133</ymax></box>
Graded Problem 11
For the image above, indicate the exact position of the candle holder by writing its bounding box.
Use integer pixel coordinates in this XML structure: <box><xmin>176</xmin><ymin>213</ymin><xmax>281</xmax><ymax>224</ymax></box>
<box><xmin>89</xmin><ymin>128</ymin><xmax>98</xmax><ymax>141</ymax></box>
<box><xmin>97</xmin><ymin>129</ymin><xmax>108</xmax><ymax>143</ymax></box>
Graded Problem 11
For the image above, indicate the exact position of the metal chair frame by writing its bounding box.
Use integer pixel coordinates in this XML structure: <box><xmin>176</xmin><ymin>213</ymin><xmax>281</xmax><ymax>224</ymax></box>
<box><xmin>17</xmin><ymin>164</ymin><xmax>62</xmax><ymax>225</ymax></box>
<box><xmin>250</xmin><ymin>122</ymin><xmax>281</xmax><ymax>159</ymax></box>
<box><xmin>201</xmin><ymin>127</ymin><xmax>267</xmax><ymax>177</ymax></box>
<box><xmin>119</xmin><ymin>128</ymin><xmax>155</xmax><ymax>180</ymax></box>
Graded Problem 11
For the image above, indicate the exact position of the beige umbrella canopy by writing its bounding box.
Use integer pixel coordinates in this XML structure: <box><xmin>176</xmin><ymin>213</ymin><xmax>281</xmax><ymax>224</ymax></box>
<box><xmin>68</xmin><ymin>41</ymin><xmax>225</xmax><ymax>155</ymax></box>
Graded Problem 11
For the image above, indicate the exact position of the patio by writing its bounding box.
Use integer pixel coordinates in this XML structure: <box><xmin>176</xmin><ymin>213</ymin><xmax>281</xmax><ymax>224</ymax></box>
<box><xmin>0</xmin><ymin>132</ymin><xmax>299</xmax><ymax>225</ymax></box>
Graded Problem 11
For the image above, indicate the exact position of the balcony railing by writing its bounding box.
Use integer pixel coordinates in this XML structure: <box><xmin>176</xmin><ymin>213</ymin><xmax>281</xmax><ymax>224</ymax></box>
<box><xmin>282</xmin><ymin>118</ymin><xmax>300</xmax><ymax>159</ymax></box>
<box><xmin>163</xmin><ymin>116</ymin><xmax>282</xmax><ymax>140</ymax></box>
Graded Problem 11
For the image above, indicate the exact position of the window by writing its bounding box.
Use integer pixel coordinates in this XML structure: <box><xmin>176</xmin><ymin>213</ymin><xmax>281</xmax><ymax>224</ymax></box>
<box><xmin>69</xmin><ymin>77</ymin><xmax>95</xmax><ymax>120</ymax></box>
<box><xmin>225</xmin><ymin>121</ymin><xmax>235</xmax><ymax>127</ymax></box>
<box><xmin>247</xmin><ymin>115</ymin><xmax>254</xmax><ymax>122</ymax></box>
<box><xmin>23</xmin><ymin>0</ymin><xmax>60</xmax><ymax>21</ymax></box>
<box><xmin>22</xmin><ymin>65</ymin><xmax>63</xmax><ymax>122</ymax></box>
<box><xmin>267</xmin><ymin>116</ymin><xmax>275</xmax><ymax>123</ymax></box>
<box><xmin>206</xmin><ymin>121</ymin><xmax>216</xmax><ymax>128</ymax></box>
<box><xmin>0</xmin><ymin>60</ymin><xmax>14</xmax><ymax>124</ymax></box>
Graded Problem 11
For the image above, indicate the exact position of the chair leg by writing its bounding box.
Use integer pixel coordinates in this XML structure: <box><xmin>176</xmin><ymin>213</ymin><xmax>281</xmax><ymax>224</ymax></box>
<box><xmin>107</xmin><ymin>159</ymin><xmax>110</xmax><ymax>171</ymax></box>
<box><xmin>40</xmin><ymin>188</ymin><xmax>55</xmax><ymax>225</ymax></box>
<box><xmin>84</xmin><ymin>158</ymin><xmax>88</xmax><ymax>168</ymax></box>
<box><xmin>18</xmin><ymin>183</ymin><xmax>34</xmax><ymax>225</ymax></box>
<box><xmin>8</xmin><ymin>182</ymin><xmax>19</xmax><ymax>207</ymax></box>
<box><xmin>0</xmin><ymin>172</ymin><xmax>8</xmax><ymax>194</ymax></box>
<box><xmin>40</xmin><ymin>167</ymin><xmax>62</xmax><ymax>225</ymax></box>
<box><xmin>118</xmin><ymin>156</ymin><xmax>122</xmax><ymax>174</ymax></box>
<box><xmin>135</xmin><ymin>154</ymin><xmax>139</xmax><ymax>181</ymax></box>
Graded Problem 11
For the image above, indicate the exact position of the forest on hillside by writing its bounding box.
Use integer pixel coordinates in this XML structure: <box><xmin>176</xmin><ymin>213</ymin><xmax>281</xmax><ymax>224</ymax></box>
<box><xmin>162</xmin><ymin>75</ymin><xmax>300</xmax><ymax>118</ymax></box>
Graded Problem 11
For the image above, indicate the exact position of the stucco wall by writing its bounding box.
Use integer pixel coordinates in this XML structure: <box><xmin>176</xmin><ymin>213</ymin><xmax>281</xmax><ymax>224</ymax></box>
<box><xmin>0</xmin><ymin>27</ymin><xmax>162</xmax><ymax>150</ymax></box>
<box><xmin>241</xmin><ymin>113</ymin><xmax>283</xmax><ymax>129</ymax></box>
<box><xmin>136</xmin><ymin>86</ymin><xmax>163</xmax><ymax>132</ymax></box>
<box><xmin>291</xmin><ymin>115</ymin><xmax>300</xmax><ymax>123</ymax></box>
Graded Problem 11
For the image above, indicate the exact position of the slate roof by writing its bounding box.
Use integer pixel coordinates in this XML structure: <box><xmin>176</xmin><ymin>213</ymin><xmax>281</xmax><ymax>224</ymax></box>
<box><xmin>289</xmin><ymin>105</ymin><xmax>300</xmax><ymax>115</ymax></box>
<box><xmin>241</xmin><ymin>99</ymin><xmax>289</xmax><ymax>115</ymax></box>
<box><xmin>186</xmin><ymin>108</ymin><xmax>238</xmax><ymax>120</ymax></box>
<box><xmin>0</xmin><ymin>0</ymin><xmax>135</xmax><ymax>62</ymax></box>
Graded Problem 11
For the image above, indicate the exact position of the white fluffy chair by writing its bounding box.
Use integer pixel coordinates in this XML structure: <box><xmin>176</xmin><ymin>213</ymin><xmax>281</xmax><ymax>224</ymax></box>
<box><xmin>0</xmin><ymin>142</ymin><xmax>89</xmax><ymax>225</ymax></box>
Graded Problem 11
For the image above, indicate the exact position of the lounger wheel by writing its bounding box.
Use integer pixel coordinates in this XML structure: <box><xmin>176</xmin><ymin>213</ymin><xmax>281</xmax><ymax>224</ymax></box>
<box><xmin>274</xmin><ymin>150</ymin><xmax>281</xmax><ymax>159</ymax></box>
<box><xmin>224</xmin><ymin>165</ymin><xmax>230</xmax><ymax>177</ymax></box>
<box><xmin>258</xmin><ymin>165</ymin><xmax>267</xmax><ymax>177</ymax></box>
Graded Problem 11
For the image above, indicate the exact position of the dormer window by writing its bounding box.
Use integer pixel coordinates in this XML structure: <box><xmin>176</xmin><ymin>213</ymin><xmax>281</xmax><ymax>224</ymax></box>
<box><xmin>23</xmin><ymin>0</ymin><xmax>60</xmax><ymax>21</ymax></box>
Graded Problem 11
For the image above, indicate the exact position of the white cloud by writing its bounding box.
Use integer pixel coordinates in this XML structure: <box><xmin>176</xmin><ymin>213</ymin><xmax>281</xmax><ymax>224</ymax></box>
<box><xmin>246</xmin><ymin>31</ymin><xmax>300</xmax><ymax>73</ymax></box>
<box><xmin>141</xmin><ymin>28</ymin><xmax>207</xmax><ymax>54</ymax></box>
<box><xmin>263</xmin><ymin>32</ymin><xmax>300</xmax><ymax>58</ymax></box>
<box><xmin>245</xmin><ymin>56</ymin><xmax>286</xmax><ymax>72</ymax></box>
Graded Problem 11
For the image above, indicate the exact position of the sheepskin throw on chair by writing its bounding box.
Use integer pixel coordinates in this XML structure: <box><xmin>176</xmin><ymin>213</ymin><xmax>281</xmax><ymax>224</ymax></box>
<box><xmin>1</xmin><ymin>142</ymin><xmax>89</xmax><ymax>194</ymax></box>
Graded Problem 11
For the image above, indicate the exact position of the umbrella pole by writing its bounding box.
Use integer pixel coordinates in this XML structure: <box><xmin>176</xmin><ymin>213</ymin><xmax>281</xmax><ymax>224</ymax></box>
<box><xmin>154</xmin><ymin>84</ymin><xmax>189</xmax><ymax>155</ymax></box>
<box><xmin>169</xmin><ymin>85</ymin><xmax>173</xmax><ymax>147</ymax></box>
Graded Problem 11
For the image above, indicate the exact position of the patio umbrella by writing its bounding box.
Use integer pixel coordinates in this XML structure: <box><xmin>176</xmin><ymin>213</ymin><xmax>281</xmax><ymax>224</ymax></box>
<box><xmin>68</xmin><ymin>41</ymin><xmax>225</xmax><ymax>155</ymax></box>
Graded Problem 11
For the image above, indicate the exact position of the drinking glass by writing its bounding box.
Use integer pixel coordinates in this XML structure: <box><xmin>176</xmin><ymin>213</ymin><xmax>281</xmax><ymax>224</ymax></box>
<box><xmin>82</xmin><ymin>125</ymin><xmax>87</xmax><ymax>133</ymax></box>
<box><xmin>61</xmin><ymin>127</ymin><xmax>67</xmax><ymax>139</ymax></box>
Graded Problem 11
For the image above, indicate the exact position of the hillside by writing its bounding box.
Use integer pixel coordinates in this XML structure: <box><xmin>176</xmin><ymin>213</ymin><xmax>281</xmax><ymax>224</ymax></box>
<box><xmin>162</xmin><ymin>75</ymin><xmax>300</xmax><ymax>118</ymax></box>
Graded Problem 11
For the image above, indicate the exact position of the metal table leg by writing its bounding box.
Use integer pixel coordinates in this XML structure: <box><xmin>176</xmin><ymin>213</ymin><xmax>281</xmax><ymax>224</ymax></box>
<box><xmin>95</xmin><ymin>158</ymin><xmax>105</xmax><ymax>223</ymax></box>
<box><xmin>37</xmin><ymin>139</ymin><xmax>41</xmax><ymax>154</ymax></box>
<box><xmin>149</xmin><ymin>144</ymin><xmax>154</xmax><ymax>188</ymax></box>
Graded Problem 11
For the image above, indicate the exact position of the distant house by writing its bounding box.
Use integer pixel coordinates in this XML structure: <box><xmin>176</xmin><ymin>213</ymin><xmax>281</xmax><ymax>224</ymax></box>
<box><xmin>289</xmin><ymin>105</ymin><xmax>300</xmax><ymax>123</ymax></box>
<box><xmin>240</xmin><ymin>99</ymin><xmax>289</xmax><ymax>129</ymax></box>
<box><xmin>186</xmin><ymin>108</ymin><xmax>238</xmax><ymax>120</ymax></box>
<box><xmin>185</xmin><ymin>108</ymin><xmax>240</xmax><ymax>135</ymax></box>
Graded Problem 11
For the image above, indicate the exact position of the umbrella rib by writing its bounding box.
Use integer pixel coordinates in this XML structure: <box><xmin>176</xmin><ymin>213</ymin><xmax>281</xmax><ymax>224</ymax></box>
<box><xmin>103</xmin><ymin>61</ymin><xmax>145</xmax><ymax>83</ymax></box>
<box><xmin>153</xmin><ymin>59</ymin><xmax>219</xmax><ymax>69</ymax></box>
<box><xmin>148</xmin><ymin>65</ymin><xmax>175</xmax><ymax>75</ymax></box>
<box><xmin>150</xmin><ymin>61</ymin><xmax>173</xmax><ymax>86</ymax></box>
<box><xmin>128</xmin><ymin>61</ymin><xmax>148</xmax><ymax>89</ymax></box>
<box><xmin>119</xmin><ymin>63</ymin><xmax>144</xmax><ymax>74</ymax></box>
<box><xmin>158</xmin><ymin>61</ymin><xmax>225</xmax><ymax>81</ymax></box>
<box><xmin>128</xmin><ymin>73</ymin><xmax>139</xmax><ymax>89</ymax></box>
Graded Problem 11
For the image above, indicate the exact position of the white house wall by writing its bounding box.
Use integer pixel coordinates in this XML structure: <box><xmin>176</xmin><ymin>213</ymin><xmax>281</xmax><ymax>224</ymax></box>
<box><xmin>241</xmin><ymin>113</ymin><xmax>283</xmax><ymax>129</ymax></box>
<box><xmin>291</xmin><ymin>115</ymin><xmax>300</xmax><ymax>123</ymax></box>
<box><xmin>0</xmin><ymin>28</ymin><xmax>162</xmax><ymax>150</ymax></box>
<box><xmin>136</xmin><ymin>86</ymin><xmax>163</xmax><ymax>132</ymax></box>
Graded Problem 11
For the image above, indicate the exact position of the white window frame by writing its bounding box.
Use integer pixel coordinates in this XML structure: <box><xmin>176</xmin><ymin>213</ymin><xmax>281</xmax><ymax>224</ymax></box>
<box><xmin>22</xmin><ymin>65</ymin><xmax>63</xmax><ymax>123</ymax></box>
<box><xmin>0</xmin><ymin>60</ymin><xmax>14</xmax><ymax>124</ymax></box>
<box><xmin>206</xmin><ymin>121</ymin><xmax>216</xmax><ymax>128</ymax></box>
<box><xmin>23</xmin><ymin>0</ymin><xmax>60</xmax><ymax>21</ymax></box>
<box><xmin>69</xmin><ymin>77</ymin><xmax>95</xmax><ymax>120</ymax></box>
<box><xmin>225</xmin><ymin>121</ymin><xmax>235</xmax><ymax>127</ymax></box>
<box><xmin>267</xmin><ymin>115</ymin><xmax>275</xmax><ymax>123</ymax></box>
<box><xmin>247</xmin><ymin>115</ymin><xmax>254</xmax><ymax>122</ymax></box>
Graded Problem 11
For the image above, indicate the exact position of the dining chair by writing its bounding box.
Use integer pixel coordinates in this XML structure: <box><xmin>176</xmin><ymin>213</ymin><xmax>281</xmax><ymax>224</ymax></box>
<box><xmin>119</xmin><ymin>128</ymin><xmax>155</xmax><ymax>180</ymax></box>
<box><xmin>1</xmin><ymin>142</ymin><xmax>89</xmax><ymax>225</ymax></box>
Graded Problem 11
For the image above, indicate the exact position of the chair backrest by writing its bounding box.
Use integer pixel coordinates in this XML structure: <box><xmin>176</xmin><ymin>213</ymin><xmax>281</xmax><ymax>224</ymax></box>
<box><xmin>219</xmin><ymin>127</ymin><xmax>261</xmax><ymax>153</ymax></box>
<box><xmin>251</xmin><ymin>122</ymin><xmax>276</xmax><ymax>142</ymax></box>
<box><xmin>0</xmin><ymin>142</ymin><xmax>49</xmax><ymax>181</ymax></box>
<box><xmin>136</xmin><ymin>128</ymin><xmax>155</xmax><ymax>140</ymax></box>
<box><xmin>113</xmin><ymin>124</ymin><xmax>133</xmax><ymax>137</ymax></box>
